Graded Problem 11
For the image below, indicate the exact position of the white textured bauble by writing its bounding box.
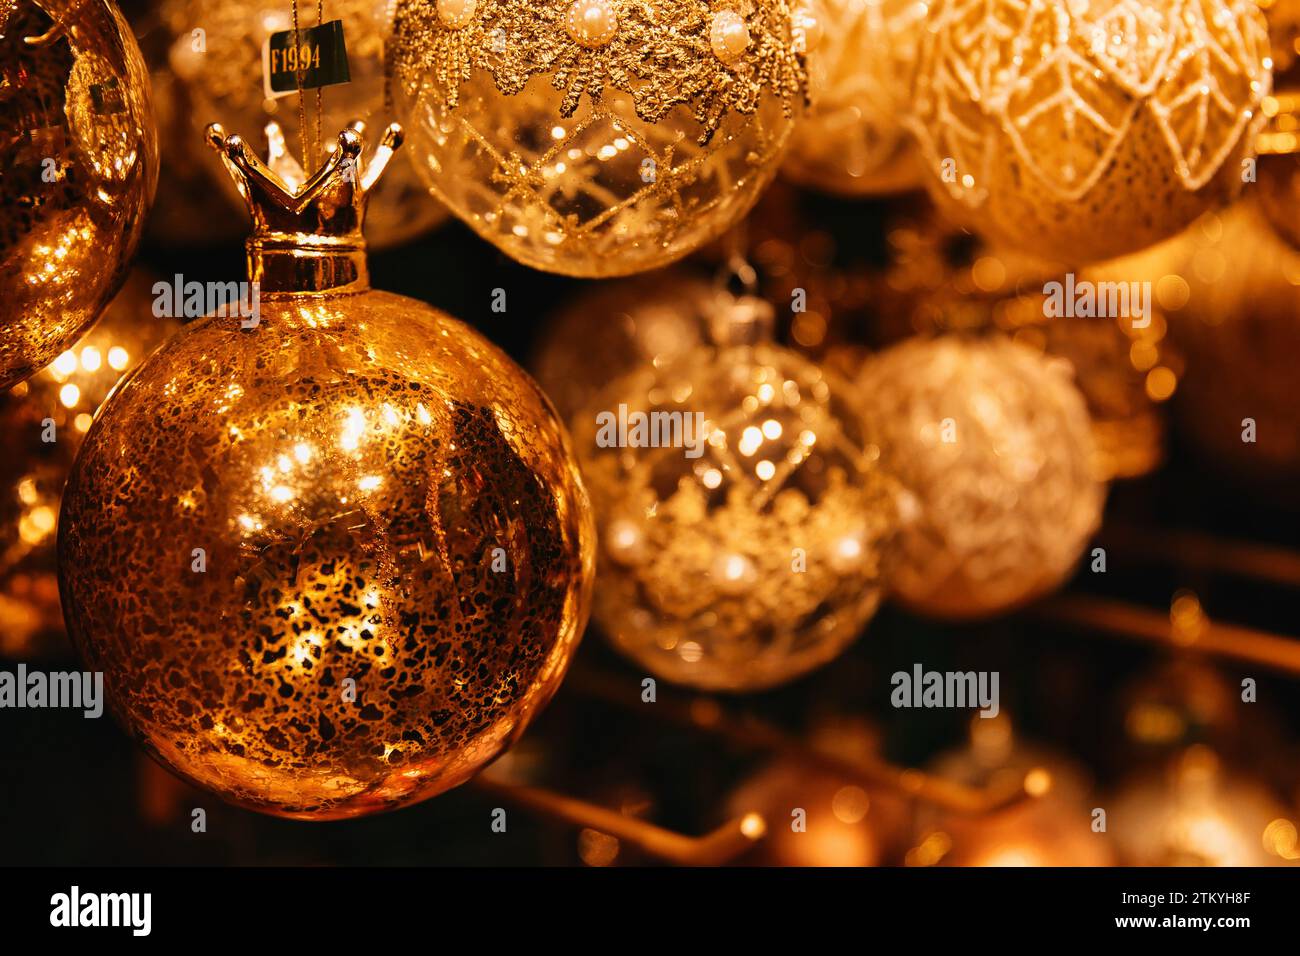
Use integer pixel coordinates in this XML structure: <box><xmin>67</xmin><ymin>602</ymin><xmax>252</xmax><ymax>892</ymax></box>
<box><xmin>781</xmin><ymin>0</ymin><xmax>926</xmax><ymax>195</ymax></box>
<box><xmin>906</xmin><ymin>0</ymin><xmax>1272</xmax><ymax>265</ymax></box>
<box><xmin>857</xmin><ymin>337</ymin><xmax>1105</xmax><ymax>619</ymax></box>
<box><xmin>387</xmin><ymin>0</ymin><xmax>809</xmax><ymax>276</ymax></box>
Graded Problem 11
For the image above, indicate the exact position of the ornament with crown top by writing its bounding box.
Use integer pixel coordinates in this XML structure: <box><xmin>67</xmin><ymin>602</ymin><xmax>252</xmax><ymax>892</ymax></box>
<box><xmin>58</xmin><ymin>120</ymin><xmax>596</xmax><ymax>819</ymax></box>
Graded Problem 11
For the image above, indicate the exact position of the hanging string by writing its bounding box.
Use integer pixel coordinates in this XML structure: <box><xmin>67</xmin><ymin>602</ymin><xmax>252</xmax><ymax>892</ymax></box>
<box><xmin>292</xmin><ymin>0</ymin><xmax>309</xmax><ymax>172</ymax></box>
<box><xmin>313</xmin><ymin>0</ymin><xmax>325</xmax><ymax>166</ymax></box>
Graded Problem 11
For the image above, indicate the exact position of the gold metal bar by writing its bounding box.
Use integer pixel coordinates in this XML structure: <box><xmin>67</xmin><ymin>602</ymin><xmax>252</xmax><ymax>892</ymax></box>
<box><xmin>473</xmin><ymin>773</ymin><xmax>766</xmax><ymax>866</ymax></box>
<box><xmin>1035</xmin><ymin>594</ymin><xmax>1300</xmax><ymax>676</ymax></box>
<box><xmin>567</xmin><ymin>669</ymin><xmax>1032</xmax><ymax>816</ymax></box>
<box><xmin>1098</xmin><ymin>526</ymin><xmax>1300</xmax><ymax>589</ymax></box>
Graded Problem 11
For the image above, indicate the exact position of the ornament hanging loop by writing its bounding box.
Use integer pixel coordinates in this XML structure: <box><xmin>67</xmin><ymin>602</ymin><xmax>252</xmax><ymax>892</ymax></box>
<box><xmin>708</xmin><ymin>255</ymin><xmax>774</xmax><ymax>348</ymax></box>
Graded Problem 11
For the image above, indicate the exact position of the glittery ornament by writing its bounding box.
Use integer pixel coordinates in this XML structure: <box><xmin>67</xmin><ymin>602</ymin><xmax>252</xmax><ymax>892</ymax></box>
<box><xmin>1</xmin><ymin>0</ymin><xmax>159</xmax><ymax>390</ymax></box>
<box><xmin>571</xmin><ymin>296</ymin><xmax>898</xmax><ymax>692</ymax></box>
<box><xmin>58</xmin><ymin>122</ymin><xmax>595</xmax><ymax>819</ymax></box>
<box><xmin>531</xmin><ymin>270</ymin><xmax>718</xmax><ymax>422</ymax></box>
<box><xmin>0</xmin><ymin>269</ymin><xmax>179</xmax><ymax>660</ymax></box>
<box><xmin>161</xmin><ymin>0</ymin><xmax>445</xmax><ymax>249</ymax></box>
<box><xmin>906</xmin><ymin>0</ymin><xmax>1272</xmax><ymax>265</ymax></box>
<box><xmin>1107</xmin><ymin>746</ymin><xmax>1299</xmax><ymax>865</ymax></box>
<box><xmin>1159</xmin><ymin>203</ymin><xmax>1300</xmax><ymax>485</ymax></box>
<box><xmin>387</xmin><ymin>0</ymin><xmax>809</xmax><ymax>276</ymax></box>
<box><xmin>857</xmin><ymin>337</ymin><xmax>1105</xmax><ymax>620</ymax></box>
<box><xmin>780</xmin><ymin>0</ymin><xmax>926</xmax><ymax>196</ymax></box>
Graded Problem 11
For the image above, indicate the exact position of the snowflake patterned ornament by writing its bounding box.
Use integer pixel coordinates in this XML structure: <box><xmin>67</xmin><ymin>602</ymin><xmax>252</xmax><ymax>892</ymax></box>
<box><xmin>905</xmin><ymin>0</ymin><xmax>1272</xmax><ymax>265</ymax></box>
<box><xmin>387</xmin><ymin>0</ymin><xmax>809</xmax><ymax>276</ymax></box>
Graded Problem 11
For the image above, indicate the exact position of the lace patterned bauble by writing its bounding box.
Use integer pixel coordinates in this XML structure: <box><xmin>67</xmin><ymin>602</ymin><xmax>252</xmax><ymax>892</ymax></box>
<box><xmin>0</xmin><ymin>270</ymin><xmax>179</xmax><ymax>660</ymax></box>
<box><xmin>58</xmin><ymin>124</ymin><xmax>595</xmax><ymax>819</ymax></box>
<box><xmin>905</xmin><ymin>0</ymin><xmax>1272</xmax><ymax>265</ymax></box>
<box><xmin>857</xmin><ymin>337</ymin><xmax>1105</xmax><ymax>620</ymax></box>
<box><xmin>571</xmin><ymin>309</ymin><xmax>898</xmax><ymax>691</ymax></box>
<box><xmin>531</xmin><ymin>271</ymin><xmax>719</xmax><ymax>421</ymax></box>
<box><xmin>162</xmin><ymin>0</ymin><xmax>446</xmax><ymax>249</ymax></box>
<box><xmin>780</xmin><ymin>0</ymin><xmax>926</xmax><ymax>195</ymax></box>
<box><xmin>387</xmin><ymin>0</ymin><xmax>809</xmax><ymax>277</ymax></box>
<box><xmin>1</xmin><ymin>0</ymin><xmax>159</xmax><ymax>390</ymax></box>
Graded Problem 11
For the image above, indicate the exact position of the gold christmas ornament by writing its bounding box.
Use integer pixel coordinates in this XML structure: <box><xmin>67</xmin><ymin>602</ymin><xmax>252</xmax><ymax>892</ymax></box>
<box><xmin>1108</xmin><ymin>746</ymin><xmax>1300</xmax><ymax>865</ymax></box>
<box><xmin>531</xmin><ymin>270</ymin><xmax>717</xmax><ymax>422</ymax></box>
<box><xmin>780</xmin><ymin>0</ymin><xmax>926</xmax><ymax>196</ymax></box>
<box><xmin>571</xmin><ymin>294</ymin><xmax>898</xmax><ymax>692</ymax></box>
<box><xmin>58</xmin><ymin>122</ymin><xmax>595</xmax><ymax>819</ymax></box>
<box><xmin>0</xmin><ymin>269</ymin><xmax>180</xmax><ymax>660</ymax></box>
<box><xmin>387</xmin><ymin>0</ymin><xmax>809</xmax><ymax>276</ymax></box>
<box><xmin>1159</xmin><ymin>203</ymin><xmax>1300</xmax><ymax>484</ymax></box>
<box><xmin>906</xmin><ymin>0</ymin><xmax>1272</xmax><ymax>265</ymax></box>
<box><xmin>915</xmin><ymin>716</ymin><xmax>1115</xmax><ymax>867</ymax></box>
<box><xmin>161</xmin><ymin>0</ymin><xmax>446</xmax><ymax>249</ymax></box>
<box><xmin>857</xmin><ymin>336</ymin><xmax>1105</xmax><ymax>620</ymax></box>
<box><xmin>0</xmin><ymin>0</ymin><xmax>159</xmax><ymax>390</ymax></box>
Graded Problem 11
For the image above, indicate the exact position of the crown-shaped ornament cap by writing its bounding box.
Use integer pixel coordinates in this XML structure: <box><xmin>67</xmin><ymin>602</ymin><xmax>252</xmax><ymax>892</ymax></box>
<box><xmin>204</xmin><ymin>120</ymin><xmax>404</xmax><ymax>296</ymax></box>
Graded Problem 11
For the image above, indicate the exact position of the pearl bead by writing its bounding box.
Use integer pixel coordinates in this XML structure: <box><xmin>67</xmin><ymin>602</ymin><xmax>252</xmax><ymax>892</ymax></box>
<box><xmin>566</xmin><ymin>0</ymin><xmax>619</xmax><ymax>48</ymax></box>
<box><xmin>435</xmin><ymin>0</ymin><xmax>477</xmax><ymax>29</ymax></box>
<box><xmin>794</xmin><ymin>7</ymin><xmax>822</xmax><ymax>54</ymax></box>
<box><xmin>710</xmin><ymin>10</ymin><xmax>751</xmax><ymax>66</ymax></box>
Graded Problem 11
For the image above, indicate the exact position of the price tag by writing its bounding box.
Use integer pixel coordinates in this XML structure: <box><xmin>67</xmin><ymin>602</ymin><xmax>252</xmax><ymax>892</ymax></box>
<box><xmin>261</xmin><ymin>19</ymin><xmax>351</xmax><ymax>100</ymax></box>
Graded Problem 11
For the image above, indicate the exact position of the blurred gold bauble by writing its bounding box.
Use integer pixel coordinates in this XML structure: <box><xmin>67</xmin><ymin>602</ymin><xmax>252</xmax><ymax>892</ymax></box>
<box><xmin>1</xmin><ymin>0</ymin><xmax>159</xmax><ymax>390</ymax></box>
<box><xmin>1108</xmin><ymin>746</ymin><xmax>1300</xmax><ymax>865</ymax></box>
<box><xmin>0</xmin><ymin>269</ymin><xmax>180</xmax><ymax>659</ymax></box>
<box><xmin>531</xmin><ymin>270</ymin><xmax>715</xmax><ymax>423</ymax></box>
<box><xmin>871</xmin><ymin>203</ymin><xmax>1176</xmax><ymax>480</ymax></box>
<box><xmin>387</xmin><ymin>0</ymin><xmax>808</xmax><ymax>276</ymax></box>
<box><xmin>906</xmin><ymin>0</ymin><xmax>1271</xmax><ymax>265</ymax></box>
<box><xmin>571</xmin><ymin>299</ymin><xmax>898</xmax><ymax>691</ymax></box>
<box><xmin>780</xmin><ymin>0</ymin><xmax>925</xmax><ymax>196</ymax></box>
<box><xmin>162</xmin><ymin>0</ymin><xmax>446</xmax><ymax>249</ymax></box>
<box><xmin>58</xmin><ymin>124</ymin><xmax>595</xmax><ymax>819</ymax></box>
<box><xmin>857</xmin><ymin>337</ymin><xmax>1105</xmax><ymax>619</ymax></box>
<box><xmin>1159</xmin><ymin>203</ymin><xmax>1300</xmax><ymax>484</ymax></box>
<box><xmin>1252</xmin><ymin>89</ymin><xmax>1300</xmax><ymax>249</ymax></box>
<box><xmin>914</xmin><ymin>717</ymin><xmax>1115</xmax><ymax>867</ymax></box>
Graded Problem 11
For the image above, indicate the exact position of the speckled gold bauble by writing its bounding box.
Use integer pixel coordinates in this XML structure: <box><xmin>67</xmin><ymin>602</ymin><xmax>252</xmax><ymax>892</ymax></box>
<box><xmin>58</xmin><ymin>124</ymin><xmax>594</xmax><ymax>819</ymax></box>
<box><xmin>387</xmin><ymin>0</ymin><xmax>808</xmax><ymax>277</ymax></box>
<box><xmin>0</xmin><ymin>269</ymin><xmax>179</xmax><ymax>660</ymax></box>
<box><xmin>1155</xmin><ymin>203</ymin><xmax>1300</xmax><ymax>485</ymax></box>
<box><xmin>857</xmin><ymin>337</ymin><xmax>1105</xmax><ymax>620</ymax></box>
<box><xmin>1107</xmin><ymin>746</ymin><xmax>1299</xmax><ymax>865</ymax></box>
<box><xmin>780</xmin><ymin>0</ymin><xmax>925</xmax><ymax>195</ymax></box>
<box><xmin>1</xmin><ymin>0</ymin><xmax>158</xmax><ymax>390</ymax></box>
<box><xmin>917</xmin><ymin>719</ymin><xmax>1115</xmax><ymax>867</ymax></box>
<box><xmin>571</xmin><ymin>301</ymin><xmax>898</xmax><ymax>691</ymax></box>
<box><xmin>531</xmin><ymin>271</ymin><xmax>718</xmax><ymax>422</ymax></box>
<box><xmin>906</xmin><ymin>0</ymin><xmax>1271</xmax><ymax>265</ymax></box>
<box><xmin>161</xmin><ymin>0</ymin><xmax>445</xmax><ymax>249</ymax></box>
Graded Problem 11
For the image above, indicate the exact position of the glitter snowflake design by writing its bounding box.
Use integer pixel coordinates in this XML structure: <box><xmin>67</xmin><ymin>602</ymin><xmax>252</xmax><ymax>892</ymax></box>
<box><xmin>909</xmin><ymin>0</ymin><xmax>1272</xmax><ymax>205</ymax></box>
<box><xmin>389</xmin><ymin>0</ymin><xmax>809</xmax><ymax>144</ymax></box>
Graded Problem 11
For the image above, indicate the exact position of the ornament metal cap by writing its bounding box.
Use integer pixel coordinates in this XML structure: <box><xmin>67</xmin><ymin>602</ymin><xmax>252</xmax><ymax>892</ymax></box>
<box><xmin>203</xmin><ymin>120</ymin><xmax>404</xmax><ymax>296</ymax></box>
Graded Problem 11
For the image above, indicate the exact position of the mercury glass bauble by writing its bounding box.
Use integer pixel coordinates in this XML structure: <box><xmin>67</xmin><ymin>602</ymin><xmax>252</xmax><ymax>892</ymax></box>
<box><xmin>58</xmin><ymin>122</ymin><xmax>594</xmax><ymax>819</ymax></box>
<box><xmin>857</xmin><ymin>336</ymin><xmax>1105</xmax><ymax>619</ymax></box>
<box><xmin>571</xmin><ymin>297</ymin><xmax>898</xmax><ymax>691</ymax></box>
<box><xmin>1</xmin><ymin>0</ymin><xmax>159</xmax><ymax>389</ymax></box>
